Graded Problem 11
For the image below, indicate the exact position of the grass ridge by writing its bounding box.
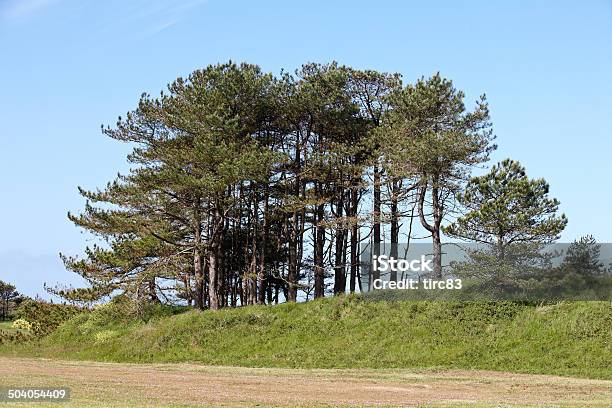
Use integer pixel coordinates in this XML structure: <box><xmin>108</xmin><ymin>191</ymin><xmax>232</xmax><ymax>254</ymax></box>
<box><xmin>1</xmin><ymin>296</ymin><xmax>610</xmax><ymax>380</ymax></box>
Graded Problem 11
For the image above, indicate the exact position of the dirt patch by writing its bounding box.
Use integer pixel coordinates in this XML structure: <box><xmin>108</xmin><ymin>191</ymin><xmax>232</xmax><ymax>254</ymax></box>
<box><xmin>1</xmin><ymin>357</ymin><xmax>611</xmax><ymax>407</ymax></box>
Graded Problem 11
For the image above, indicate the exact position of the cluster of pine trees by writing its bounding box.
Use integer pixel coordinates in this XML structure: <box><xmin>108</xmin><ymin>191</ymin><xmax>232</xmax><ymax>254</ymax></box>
<box><xmin>52</xmin><ymin>61</ymin><xmax>516</xmax><ymax>309</ymax></box>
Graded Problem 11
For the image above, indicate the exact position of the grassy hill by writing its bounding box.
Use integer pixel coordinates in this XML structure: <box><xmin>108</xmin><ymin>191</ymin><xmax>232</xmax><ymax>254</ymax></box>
<box><xmin>1</xmin><ymin>296</ymin><xmax>610</xmax><ymax>380</ymax></box>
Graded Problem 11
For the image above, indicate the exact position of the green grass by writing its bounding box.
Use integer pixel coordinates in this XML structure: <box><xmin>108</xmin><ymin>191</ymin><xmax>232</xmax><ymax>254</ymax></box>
<box><xmin>0</xmin><ymin>320</ymin><xmax>29</xmax><ymax>340</ymax></box>
<box><xmin>0</xmin><ymin>320</ymin><xmax>18</xmax><ymax>333</ymax></box>
<box><xmin>1</xmin><ymin>296</ymin><xmax>610</xmax><ymax>380</ymax></box>
<box><xmin>0</xmin><ymin>321</ymin><xmax>13</xmax><ymax>329</ymax></box>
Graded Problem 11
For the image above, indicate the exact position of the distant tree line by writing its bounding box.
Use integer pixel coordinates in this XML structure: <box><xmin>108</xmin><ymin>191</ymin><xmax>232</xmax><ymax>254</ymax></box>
<box><xmin>50</xmin><ymin>61</ymin><xmax>572</xmax><ymax>309</ymax></box>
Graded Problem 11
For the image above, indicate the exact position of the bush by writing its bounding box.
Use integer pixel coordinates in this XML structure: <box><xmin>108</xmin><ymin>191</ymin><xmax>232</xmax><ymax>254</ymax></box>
<box><xmin>140</xmin><ymin>302</ymin><xmax>190</xmax><ymax>322</ymax></box>
<box><xmin>15</xmin><ymin>299</ymin><xmax>85</xmax><ymax>336</ymax></box>
<box><xmin>0</xmin><ymin>330</ymin><xmax>33</xmax><ymax>344</ymax></box>
<box><xmin>11</xmin><ymin>318</ymin><xmax>32</xmax><ymax>331</ymax></box>
<box><xmin>91</xmin><ymin>295</ymin><xmax>189</xmax><ymax>324</ymax></box>
<box><xmin>72</xmin><ymin>296</ymin><xmax>189</xmax><ymax>338</ymax></box>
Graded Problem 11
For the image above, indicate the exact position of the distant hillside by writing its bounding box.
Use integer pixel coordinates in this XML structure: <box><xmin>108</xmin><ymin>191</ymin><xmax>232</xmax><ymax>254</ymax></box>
<box><xmin>2</xmin><ymin>296</ymin><xmax>610</xmax><ymax>380</ymax></box>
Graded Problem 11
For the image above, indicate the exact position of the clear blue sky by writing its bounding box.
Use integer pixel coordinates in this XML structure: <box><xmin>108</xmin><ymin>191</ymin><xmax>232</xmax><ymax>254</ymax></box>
<box><xmin>1</xmin><ymin>0</ymin><xmax>611</xmax><ymax>298</ymax></box>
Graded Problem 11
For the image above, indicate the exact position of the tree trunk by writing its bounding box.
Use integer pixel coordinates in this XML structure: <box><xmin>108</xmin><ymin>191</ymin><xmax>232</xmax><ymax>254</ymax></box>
<box><xmin>390</xmin><ymin>183</ymin><xmax>400</xmax><ymax>282</ymax></box>
<box><xmin>193</xmin><ymin>200</ymin><xmax>205</xmax><ymax>310</ymax></box>
<box><xmin>418</xmin><ymin>177</ymin><xmax>443</xmax><ymax>279</ymax></box>
<box><xmin>333</xmin><ymin>192</ymin><xmax>346</xmax><ymax>294</ymax></box>
<box><xmin>208</xmin><ymin>206</ymin><xmax>222</xmax><ymax>310</ymax></box>
<box><xmin>373</xmin><ymin>164</ymin><xmax>381</xmax><ymax>282</ymax></box>
<box><xmin>148</xmin><ymin>278</ymin><xmax>160</xmax><ymax>303</ymax></box>
<box><xmin>431</xmin><ymin>178</ymin><xmax>443</xmax><ymax>279</ymax></box>
<box><xmin>314</xmin><ymin>183</ymin><xmax>326</xmax><ymax>298</ymax></box>
<box><xmin>349</xmin><ymin>183</ymin><xmax>359</xmax><ymax>292</ymax></box>
<box><xmin>247</xmin><ymin>238</ymin><xmax>258</xmax><ymax>305</ymax></box>
<box><xmin>287</xmin><ymin>139</ymin><xmax>302</xmax><ymax>302</ymax></box>
<box><xmin>257</xmin><ymin>187</ymin><xmax>269</xmax><ymax>305</ymax></box>
<box><xmin>287</xmin><ymin>210</ymin><xmax>299</xmax><ymax>302</ymax></box>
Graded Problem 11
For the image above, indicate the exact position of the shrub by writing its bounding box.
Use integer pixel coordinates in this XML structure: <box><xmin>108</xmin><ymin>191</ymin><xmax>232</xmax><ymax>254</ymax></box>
<box><xmin>15</xmin><ymin>299</ymin><xmax>85</xmax><ymax>336</ymax></box>
<box><xmin>91</xmin><ymin>295</ymin><xmax>189</xmax><ymax>324</ymax></box>
<box><xmin>0</xmin><ymin>330</ymin><xmax>34</xmax><ymax>344</ymax></box>
<box><xmin>11</xmin><ymin>318</ymin><xmax>32</xmax><ymax>331</ymax></box>
<box><xmin>140</xmin><ymin>303</ymin><xmax>190</xmax><ymax>322</ymax></box>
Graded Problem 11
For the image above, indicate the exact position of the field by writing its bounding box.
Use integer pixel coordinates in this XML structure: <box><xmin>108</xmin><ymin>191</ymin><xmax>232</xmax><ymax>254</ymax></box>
<box><xmin>2</xmin><ymin>357</ymin><xmax>612</xmax><ymax>407</ymax></box>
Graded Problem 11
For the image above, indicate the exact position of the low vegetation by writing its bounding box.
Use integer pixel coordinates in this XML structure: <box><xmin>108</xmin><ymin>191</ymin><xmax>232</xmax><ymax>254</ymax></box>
<box><xmin>1</xmin><ymin>296</ymin><xmax>609</xmax><ymax>380</ymax></box>
<box><xmin>0</xmin><ymin>299</ymin><xmax>84</xmax><ymax>345</ymax></box>
<box><xmin>0</xmin><ymin>321</ymin><xmax>32</xmax><ymax>345</ymax></box>
<box><xmin>13</xmin><ymin>299</ymin><xmax>84</xmax><ymax>336</ymax></box>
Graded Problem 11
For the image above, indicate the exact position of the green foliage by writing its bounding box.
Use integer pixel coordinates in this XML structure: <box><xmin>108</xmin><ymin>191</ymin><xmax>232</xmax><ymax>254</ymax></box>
<box><xmin>447</xmin><ymin>236</ymin><xmax>612</xmax><ymax>300</ymax></box>
<box><xmin>0</xmin><ymin>330</ymin><xmax>33</xmax><ymax>345</ymax></box>
<box><xmin>59</xmin><ymin>63</ymin><xmax>503</xmax><ymax>306</ymax></box>
<box><xmin>384</xmin><ymin>74</ymin><xmax>495</xmax><ymax>183</ymax></box>
<box><xmin>61</xmin><ymin>61</ymin><xmax>291</xmax><ymax>308</ymax></box>
<box><xmin>4</xmin><ymin>296</ymin><xmax>610</xmax><ymax>380</ymax></box>
<box><xmin>0</xmin><ymin>280</ymin><xmax>22</xmax><ymax>319</ymax></box>
<box><xmin>561</xmin><ymin>235</ymin><xmax>608</xmax><ymax>277</ymax></box>
<box><xmin>15</xmin><ymin>299</ymin><xmax>84</xmax><ymax>336</ymax></box>
<box><xmin>0</xmin><ymin>320</ymin><xmax>34</xmax><ymax>344</ymax></box>
<box><xmin>450</xmin><ymin>243</ymin><xmax>556</xmax><ymax>295</ymax></box>
<box><xmin>139</xmin><ymin>302</ymin><xmax>190</xmax><ymax>322</ymax></box>
<box><xmin>87</xmin><ymin>295</ymin><xmax>188</xmax><ymax>325</ymax></box>
<box><xmin>381</xmin><ymin>73</ymin><xmax>496</xmax><ymax>276</ymax></box>
<box><xmin>444</xmin><ymin>159</ymin><xmax>567</xmax><ymax>254</ymax></box>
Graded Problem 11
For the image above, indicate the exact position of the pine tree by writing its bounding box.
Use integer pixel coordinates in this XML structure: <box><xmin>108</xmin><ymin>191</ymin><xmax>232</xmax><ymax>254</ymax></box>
<box><xmin>0</xmin><ymin>281</ymin><xmax>20</xmax><ymax>319</ymax></box>
<box><xmin>444</xmin><ymin>159</ymin><xmax>567</xmax><ymax>259</ymax></box>
<box><xmin>385</xmin><ymin>74</ymin><xmax>495</xmax><ymax>278</ymax></box>
<box><xmin>561</xmin><ymin>235</ymin><xmax>605</xmax><ymax>277</ymax></box>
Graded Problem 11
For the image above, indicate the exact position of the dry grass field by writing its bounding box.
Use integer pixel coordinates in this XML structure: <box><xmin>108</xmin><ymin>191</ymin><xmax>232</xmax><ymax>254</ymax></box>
<box><xmin>1</xmin><ymin>357</ymin><xmax>611</xmax><ymax>407</ymax></box>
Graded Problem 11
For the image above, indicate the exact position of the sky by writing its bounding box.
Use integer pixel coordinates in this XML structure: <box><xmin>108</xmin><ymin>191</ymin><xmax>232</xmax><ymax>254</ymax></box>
<box><xmin>0</xmin><ymin>0</ymin><xmax>611</xmax><ymax>298</ymax></box>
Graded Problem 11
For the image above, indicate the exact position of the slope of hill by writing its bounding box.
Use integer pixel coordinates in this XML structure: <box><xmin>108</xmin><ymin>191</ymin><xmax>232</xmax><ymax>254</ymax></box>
<box><xmin>2</xmin><ymin>296</ymin><xmax>610</xmax><ymax>380</ymax></box>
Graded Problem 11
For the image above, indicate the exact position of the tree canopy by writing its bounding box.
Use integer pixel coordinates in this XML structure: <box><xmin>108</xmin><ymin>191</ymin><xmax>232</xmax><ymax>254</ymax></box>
<box><xmin>443</xmin><ymin>158</ymin><xmax>567</xmax><ymax>259</ymax></box>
